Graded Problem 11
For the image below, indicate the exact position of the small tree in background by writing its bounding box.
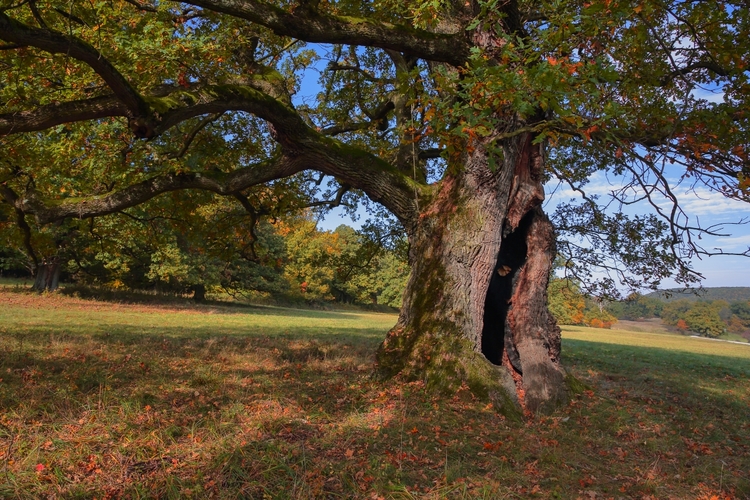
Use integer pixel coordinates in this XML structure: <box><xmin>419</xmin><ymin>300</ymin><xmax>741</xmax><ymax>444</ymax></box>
<box><xmin>683</xmin><ymin>302</ymin><xmax>726</xmax><ymax>338</ymax></box>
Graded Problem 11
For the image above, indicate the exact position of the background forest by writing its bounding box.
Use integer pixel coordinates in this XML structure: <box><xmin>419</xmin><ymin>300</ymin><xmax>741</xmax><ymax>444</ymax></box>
<box><xmin>0</xmin><ymin>200</ymin><xmax>410</xmax><ymax>307</ymax></box>
<box><xmin>3</xmin><ymin>202</ymin><xmax>748</xmax><ymax>342</ymax></box>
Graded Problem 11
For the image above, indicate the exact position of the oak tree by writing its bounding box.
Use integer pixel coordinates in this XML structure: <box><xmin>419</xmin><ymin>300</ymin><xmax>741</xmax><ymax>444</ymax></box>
<box><xmin>1</xmin><ymin>0</ymin><xmax>748</xmax><ymax>412</ymax></box>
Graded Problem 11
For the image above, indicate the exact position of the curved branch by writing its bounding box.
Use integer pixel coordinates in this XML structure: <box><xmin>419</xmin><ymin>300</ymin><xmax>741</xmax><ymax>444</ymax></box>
<box><xmin>0</xmin><ymin>84</ymin><xmax>299</xmax><ymax>138</ymax></box>
<box><xmin>0</xmin><ymin>85</ymin><xmax>422</xmax><ymax>224</ymax></box>
<box><xmin>166</xmin><ymin>112</ymin><xmax>224</xmax><ymax>159</ymax></box>
<box><xmin>5</xmin><ymin>156</ymin><xmax>305</xmax><ymax>225</ymax></box>
<box><xmin>0</xmin><ymin>95</ymin><xmax>128</xmax><ymax>135</ymax></box>
<box><xmin>0</xmin><ymin>13</ymin><xmax>150</xmax><ymax>123</ymax></box>
<box><xmin>123</xmin><ymin>0</ymin><xmax>158</xmax><ymax>12</ymax></box>
<box><xmin>174</xmin><ymin>0</ymin><xmax>470</xmax><ymax>65</ymax></box>
<box><xmin>659</xmin><ymin>60</ymin><xmax>730</xmax><ymax>86</ymax></box>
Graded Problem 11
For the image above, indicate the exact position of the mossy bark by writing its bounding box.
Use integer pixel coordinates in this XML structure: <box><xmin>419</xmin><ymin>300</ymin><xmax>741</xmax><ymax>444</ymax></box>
<box><xmin>376</xmin><ymin>134</ymin><xmax>567</xmax><ymax>414</ymax></box>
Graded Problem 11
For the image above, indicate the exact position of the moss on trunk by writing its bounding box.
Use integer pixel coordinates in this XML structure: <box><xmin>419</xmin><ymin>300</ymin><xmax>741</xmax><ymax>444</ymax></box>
<box><xmin>375</xmin><ymin>134</ymin><xmax>568</xmax><ymax>416</ymax></box>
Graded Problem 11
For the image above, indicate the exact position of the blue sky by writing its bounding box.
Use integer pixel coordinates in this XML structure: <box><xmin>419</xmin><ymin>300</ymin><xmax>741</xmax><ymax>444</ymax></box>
<box><xmin>544</xmin><ymin>173</ymin><xmax>750</xmax><ymax>289</ymax></box>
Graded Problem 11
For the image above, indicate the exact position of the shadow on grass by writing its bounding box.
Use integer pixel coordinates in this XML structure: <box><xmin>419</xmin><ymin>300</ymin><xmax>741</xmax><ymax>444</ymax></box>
<box><xmin>1</xmin><ymin>314</ymin><xmax>749</xmax><ymax>497</ymax></box>
<box><xmin>55</xmin><ymin>284</ymin><xmax>393</xmax><ymax>320</ymax></box>
<box><xmin>563</xmin><ymin>338</ymin><xmax>750</xmax><ymax>416</ymax></box>
<box><xmin>0</xmin><ymin>322</ymin><xmax>384</xmax><ymax>415</ymax></box>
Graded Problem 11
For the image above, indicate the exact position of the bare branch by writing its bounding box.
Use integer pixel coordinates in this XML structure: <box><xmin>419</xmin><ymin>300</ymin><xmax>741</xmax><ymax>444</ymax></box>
<box><xmin>660</xmin><ymin>61</ymin><xmax>730</xmax><ymax>86</ymax></box>
<box><xmin>166</xmin><ymin>113</ymin><xmax>225</xmax><ymax>159</ymax></box>
<box><xmin>303</xmin><ymin>183</ymin><xmax>351</xmax><ymax>209</ymax></box>
<box><xmin>320</xmin><ymin>98</ymin><xmax>394</xmax><ymax>135</ymax></box>
<box><xmin>326</xmin><ymin>63</ymin><xmax>389</xmax><ymax>83</ymax></box>
<box><xmin>418</xmin><ymin>148</ymin><xmax>443</xmax><ymax>160</ymax></box>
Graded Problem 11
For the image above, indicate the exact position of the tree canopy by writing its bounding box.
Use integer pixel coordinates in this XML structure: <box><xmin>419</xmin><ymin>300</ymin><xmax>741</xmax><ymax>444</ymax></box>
<box><xmin>1</xmin><ymin>0</ymin><xmax>749</xmax><ymax>412</ymax></box>
<box><xmin>1</xmin><ymin>0</ymin><xmax>747</xmax><ymax>293</ymax></box>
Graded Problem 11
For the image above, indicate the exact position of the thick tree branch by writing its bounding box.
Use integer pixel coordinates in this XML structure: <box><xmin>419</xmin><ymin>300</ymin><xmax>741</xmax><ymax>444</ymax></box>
<box><xmin>0</xmin><ymin>95</ymin><xmax>128</xmax><ymax>135</ymax></box>
<box><xmin>6</xmin><ymin>156</ymin><xmax>304</xmax><ymax>225</ymax></box>
<box><xmin>0</xmin><ymin>82</ymin><xmax>421</xmax><ymax>224</ymax></box>
<box><xmin>0</xmin><ymin>13</ymin><xmax>151</xmax><ymax>130</ymax></box>
<box><xmin>173</xmin><ymin>0</ymin><xmax>470</xmax><ymax>65</ymax></box>
<box><xmin>0</xmin><ymin>83</ymin><xmax>297</xmax><ymax>138</ymax></box>
<box><xmin>660</xmin><ymin>60</ymin><xmax>730</xmax><ymax>86</ymax></box>
<box><xmin>28</xmin><ymin>0</ymin><xmax>49</xmax><ymax>29</ymax></box>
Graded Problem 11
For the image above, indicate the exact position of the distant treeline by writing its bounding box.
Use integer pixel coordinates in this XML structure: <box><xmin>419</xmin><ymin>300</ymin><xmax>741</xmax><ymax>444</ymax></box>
<box><xmin>547</xmin><ymin>279</ymin><xmax>618</xmax><ymax>329</ymax></box>
<box><xmin>544</xmin><ymin>283</ymin><xmax>750</xmax><ymax>337</ymax></box>
<box><xmin>0</xmin><ymin>209</ymin><xmax>409</xmax><ymax>309</ymax></box>
<box><xmin>610</xmin><ymin>292</ymin><xmax>750</xmax><ymax>339</ymax></box>
<box><xmin>647</xmin><ymin>287</ymin><xmax>750</xmax><ymax>303</ymax></box>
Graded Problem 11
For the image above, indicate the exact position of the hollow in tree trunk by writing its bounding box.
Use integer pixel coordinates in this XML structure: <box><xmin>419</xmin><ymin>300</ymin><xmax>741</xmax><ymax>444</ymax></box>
<box><xmin>376</xmin><ymin>133</ymin><xmax>567</xmax><ymax>415</ymax></box>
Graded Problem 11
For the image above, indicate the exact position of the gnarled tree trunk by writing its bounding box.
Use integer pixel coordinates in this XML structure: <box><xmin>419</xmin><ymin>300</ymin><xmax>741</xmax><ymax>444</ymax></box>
<box><xmin>376</xmin><ymin>134</ymin><xmax>567</xmax><ymax>415</ymax></box>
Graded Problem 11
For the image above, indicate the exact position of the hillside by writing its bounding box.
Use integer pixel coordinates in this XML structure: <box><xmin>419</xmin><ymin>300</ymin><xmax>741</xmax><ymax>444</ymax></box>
<box><xmin>647</xmin><ymin>287</ymin><xmax>750</xmax><ymax>303</ymax></box>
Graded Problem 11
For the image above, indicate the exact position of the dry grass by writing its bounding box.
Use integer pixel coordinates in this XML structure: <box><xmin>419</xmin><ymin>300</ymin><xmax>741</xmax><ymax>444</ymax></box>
<box><xmin>0</xmin><ymin>288</ymin><xmax>748</xmax><ymax>499</ymax></box>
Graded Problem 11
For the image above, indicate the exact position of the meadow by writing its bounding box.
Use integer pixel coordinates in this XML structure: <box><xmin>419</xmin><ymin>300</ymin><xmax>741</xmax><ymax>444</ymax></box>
<box><xmin>0</xmin><ymin>286</ymin><xmax>748</xmax><ymax>499</ymax></box>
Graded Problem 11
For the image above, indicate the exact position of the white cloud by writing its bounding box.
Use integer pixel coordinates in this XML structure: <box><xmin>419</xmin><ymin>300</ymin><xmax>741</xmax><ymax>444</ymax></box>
<box><xmin>544</xmin><ymin>172</ymin><xmax>627</xmax><ymax>206</ymax></box>
<box><xmin>677</xmin><ymin>187</ymin><xmax>750</xmax><ymax>217</ymax></box>
<box><xmin>709</xmin><ymin>233</ymin><xmax>750</xmax><ymax>251</ymax></box>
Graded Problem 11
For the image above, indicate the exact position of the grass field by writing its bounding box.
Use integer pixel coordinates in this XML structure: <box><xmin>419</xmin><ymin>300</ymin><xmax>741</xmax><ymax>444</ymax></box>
<box><xmin>0</xmin><ymin>288</ymin><xmax>748</xmax><ymax>499</ymax></box>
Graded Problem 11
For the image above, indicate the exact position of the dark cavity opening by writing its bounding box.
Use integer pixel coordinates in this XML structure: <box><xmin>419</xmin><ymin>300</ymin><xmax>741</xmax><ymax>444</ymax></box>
<box><xmin>481</xmin><ymin>211</ymin><xmax>535</xmax><ymax>368</ymax></box>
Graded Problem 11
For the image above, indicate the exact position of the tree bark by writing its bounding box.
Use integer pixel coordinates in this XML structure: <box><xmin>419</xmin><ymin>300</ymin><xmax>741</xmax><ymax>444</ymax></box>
<box><xmin>32</xmin><ymin>258</ymin><xmax>61</xmax><ymax>293</ymax></box>
<box><xmin>376</xmin><ymin>134</ymin><xmax>567</xmax><ymax>415</ymax></box>
<box><xmin>191</xmin><ymin>283</ymin><xmax>207</xmax><ymax>303</ymax></box>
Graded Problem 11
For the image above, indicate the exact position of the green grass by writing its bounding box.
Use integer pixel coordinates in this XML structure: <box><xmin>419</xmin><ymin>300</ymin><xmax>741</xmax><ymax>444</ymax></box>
<box><xmin>0</xmin><ymin>276</ymin><xmax>32</xmax><ymax>287</ymax></box>
<box><xmin>0</xmin><ymin>288</ymin><xmax>748</xmax><ymax>499</ymax></box>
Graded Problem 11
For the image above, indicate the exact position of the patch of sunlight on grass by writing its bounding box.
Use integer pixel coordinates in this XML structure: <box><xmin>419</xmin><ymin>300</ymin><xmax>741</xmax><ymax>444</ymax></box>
<box><xmin>562</xmin><ymin>325</ymin><xmax>750</xmax><ymax>360</ymax></box>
